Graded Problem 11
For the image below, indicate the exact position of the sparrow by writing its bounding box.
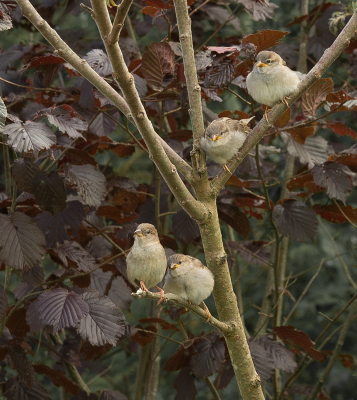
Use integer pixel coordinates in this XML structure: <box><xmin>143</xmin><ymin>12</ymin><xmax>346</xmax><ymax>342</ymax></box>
<box><xmin>246</xmin><ymin>51</ymin><xmax>302</xmax><ymax>119</ymax></box>
<box><xmin>200</xmin><ymin>117</ymin><xmax>253</xmax><ymax>173</ymax></box>
<box><xmin>163</xmin><ymin>254</ymin><xmax>215</xmax><ymax>321</ymax></box>
<box><xmin>126</xmin><ymin>223</ymin><xmax>167</xmax><ymax>304</ymax></box>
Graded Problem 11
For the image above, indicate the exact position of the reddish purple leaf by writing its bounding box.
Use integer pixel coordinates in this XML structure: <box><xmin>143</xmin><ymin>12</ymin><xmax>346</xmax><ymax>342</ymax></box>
<box><xmin>312</xmin><ymin>162</ymin><xmax>352</xmax><ymax>203</ymax></box>
<box><xmin>242</xmin><ymin>30</ymin><xmax>288</xmax><ymax>53</ymax></box>
<box><xmin>272</xmin><ymin>199</ymin><xmax>318</xmax><ymax>242</ymax></box>
<box><xmin>141</xmin><ymin>42</ymin><xmax>175</xmax><ymax>88</ymax></box>
<box><xmin>190</xmin><ymin>331</ymin><xmax>225</xmax><ymax>379</ymax></box>
<box><xmin>172</xmin><ymin>209</ymin><xmax>200</xmax><ymax>244</ymax></box>
<box><xmin>273</xmin><ymin>325</ymin><xmax>325</xmax><ymax>362</ymax></box>
<box><xmin>32</xmin><ymin>171</ymin><xmax>67</xmax><ymax>215</ymax></box>
<box><xmin>302</xmin><ymin>78</ymin><xmax>334</xmax><ymax>117</ymax></box>
<box><xmin>27</xmin><ymin>288</ymin><xmax>89</xmax><ymax>334</ymax></box>
<box><xmin>327</xmin><ymin>121</ymin><xmax>357</xmax><ymax>141</ymax></box>
<box><xmin>35</xmin><ymin>200</ymin><xmax>86</xmax><ymax>247</ymax></box>
<box><xmin>39</xmin><ymin>104</ymin><xmax>88</xmax><ymax>139</ymax></box>
<box><xmin>8</xmin><ymin>343</ymin><xmax>34</xmax><ymax>388</ymax></box>
<box><xmin>3</xmin><ymin>121</ymin><xmax>56</xmax><ymax>156</ymax></box>
<box><xmin>52</xmin><ymin>241</ymin><xmax>96</xmax><ymax>272</ymax></box>
<box><xmin>217</xmin><ymin>203</ymin><xmax>250</xmax><ymax>239</ymax></box>
<box><xmin>0</xmin><ymin>212</ymin><xmax>46</xmax><ymax>270</ymax></box>
<box><xmin>173</xmin><ymin>367</ymin><xmax>197</xmax><ymax>400</ymax></box>
<box><xmin>64</xmin><ymin>163</ymin><xmax>106</xmax><ymax>207</ymax></box>
<box><xmin>78</xmin><ymin>292</ymin><xmax>126</xmax><ymax>346</ymax></box>
<box><xmin>12</xmin><ymin>157</ymin><xmax>40</xmax><ymax>193</ymax></box>
<box><xmin>248</xmin><ymin>339</ymin><xmax>275</xmax><ymax>383</ymax></box>
<box><xmin>33</xmin><ymin>364</ymin><xmax>79</xmax><ymax>396</ymax></box>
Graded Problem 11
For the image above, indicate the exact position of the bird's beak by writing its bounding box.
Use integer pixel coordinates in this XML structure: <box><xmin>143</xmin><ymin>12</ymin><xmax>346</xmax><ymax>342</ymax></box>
<box><xmin>240</xmin><ymin>116</ymin><xmax>255</xmax><ymax>125</ymax></box>
<box><xmin>134</xmin><ymin>229</ymin><xmax>143</xmax><ymax>237</ymax></box>
<box><xmin>256</xmin><ymin>62</ymin><xmax>268</xmax><ymax>68</ymax></box>
<box><xmin>210</xmin><ymin>135</ymin><xmax>222</xmax><ymax>141</ymax></box>
<box><xmin>170</xmin><ymin>263</ymin><xmax>180</xmax><ymax>270</ymax></box>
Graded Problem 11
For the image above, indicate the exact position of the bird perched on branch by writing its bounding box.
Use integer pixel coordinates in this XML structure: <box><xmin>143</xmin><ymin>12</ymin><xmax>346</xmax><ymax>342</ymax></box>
<box><xmin>126</xmin><ymin>223</ymin><xmax>167</xmax><ymax>304</ymax></box>
<box><xmin>246</xmin><ymin>51</ymin><xmax>302</xmax><ymax>119</ymax></box>
<box><xmin>200</xmin><ymin>117</ymin><xmax>253</xmax><ymax>173</ymax></box>
<box><xmin>164</xmin><ymin>254</ymin><xmax>214</xmax><ymax>321</ymax></box>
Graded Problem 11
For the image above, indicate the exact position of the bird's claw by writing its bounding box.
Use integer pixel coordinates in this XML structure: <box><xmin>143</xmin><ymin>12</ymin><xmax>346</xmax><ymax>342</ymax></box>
<box><xmin>155</xmin><ymin>286</ymin><xmax>165</xmax><ymax>305</ymax></box>
<box><xmin>281</xmin><ymin>96</ymin><xmax>290</xmax><ymax>107</ymax></box>
<box><xmin>263</xmin><ymin>108</ymin><xmax>270</xmax><ymax>124</ymax></box>
<box><xmin>223</xmin><ymin>164</ymin><xmax>232</xmax><ymax>174</ymax></box>
<box><xmin>140</xmin><ymin>281</ymin><xmax>150</xmax><ymax>293</ymax></box>
<box><xmin>202</xmin><ymin>302</ymin><xmax>212</xmax><ymax>323</ymax></box>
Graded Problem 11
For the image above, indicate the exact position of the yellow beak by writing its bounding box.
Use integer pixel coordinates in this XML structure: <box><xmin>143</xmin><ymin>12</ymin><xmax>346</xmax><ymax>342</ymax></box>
<box><xmin>210</xmin><ymin>135</ymin><xmax>222</xmax><ymax>141</ymax></box>
<box><xmin>170</xmin><ymin>263</ymin><xmax>180</xmax><ymax>270</ymax></box>
<box><xmin>134</xmin><ymin>229</ymin><xmax>143</xmax><ymax>237</ymax></box>
<box><xmin>256</xmin><ymin>62</ymin><xmax>268</xmax><ymax>68</ymax></box>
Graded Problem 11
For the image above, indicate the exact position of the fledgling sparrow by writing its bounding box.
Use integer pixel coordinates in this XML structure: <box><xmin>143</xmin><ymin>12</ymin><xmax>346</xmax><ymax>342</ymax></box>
<box><xmin>200</xmin><ymin>117</ymin><xmax>253</xmax><ymax>172</ymax></box>
<box><xmin>246</xmin><ymin>51</ymin><xmax>302</xmax><ymax>114</ymax></box>
<box><xmin>126</xmin><ymin>223</ymin><xmax>167</xmax><ymax>304</ymax></box>
<box><xmin>164</xmin><ymin>254</ymin><xmax>214</xmax><ymax>321</ymax></box>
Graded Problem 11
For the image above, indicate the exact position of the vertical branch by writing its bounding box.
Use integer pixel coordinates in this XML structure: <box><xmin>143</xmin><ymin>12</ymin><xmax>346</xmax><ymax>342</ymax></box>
<box><xmin>197</xmin><ymin>198</ymin><xmax>265</xmax><ymax>400</ymax></box>
<box><xmin>228</xmin><ymin>226</ymin><xmax>244</xmax><ymax>325</ymax></box>
<box><xmin>276</xmin><ymin>154</ymin><xmax>295</xmax><ymax>326</ymax></box>
<box><xmin>107</xmin><ymin>0</ymin><xmax>133</xmax><ymax>44</ymax></box>
<box><xmin>172</xmin><ymin>0</ymin><xmax>207</xmax><ymax>179</ymax></box>
<box><xmin>134</xmin><ymin>345</ymin><xmax>151</xmax><ymax>400</ymax></box>
<box><xmin>146</xmin><ymin>303</ymin><xmax>162</xmax><ymax>400</ymax></box>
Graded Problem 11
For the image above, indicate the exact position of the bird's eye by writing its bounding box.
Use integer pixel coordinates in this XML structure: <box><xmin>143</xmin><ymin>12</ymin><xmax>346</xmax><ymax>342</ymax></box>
<box><xmin>178</xmin><ymin>261</ymin><xmax>182</xmax><ymax>264</ymax></box>
<box><xmin>267</xmin><ymin>59</ymin><xmax>272</xmax><ymax>64</ymax></box>
<box><xmin>146</xmin><ymin>230</ymin><xmax>150</xmax><ymax>234</ymax></box>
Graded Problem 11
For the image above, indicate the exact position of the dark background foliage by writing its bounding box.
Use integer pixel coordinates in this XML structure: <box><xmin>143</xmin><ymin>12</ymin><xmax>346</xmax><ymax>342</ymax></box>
<box><xmin>0</xmin><ymin>0</ymin><xmax>356</xmax><ymax>399</ymax></box>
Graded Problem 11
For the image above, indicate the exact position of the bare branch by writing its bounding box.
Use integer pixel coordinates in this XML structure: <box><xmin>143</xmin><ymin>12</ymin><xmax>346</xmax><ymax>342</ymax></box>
<box><xmin>173</xmin><ymin>0</ymin><xmax>207</xmax><ymax>176</ymax></box>
<box><xmin>89</xmin><ymin>0</ymin><xmax>207</xmax><ymax>222</ymax></box>
<box><xmin>211</xmin><ymin>9</ymin><xmax>357</xmax><ymax>194</ymax></box>
<box><xmin>15</xmin><ymin>0</ymin><xmax>195</xmax><ymax>206</ymax></box>
<box><xmin>132</xmin><ymin>290</ymin><xmax>233</xmax><ymax>334</ymax></box>
<box><xmin>107</xmin><ymin>0</ymin><xmax>133</xmax><ymax>44</ymax></box>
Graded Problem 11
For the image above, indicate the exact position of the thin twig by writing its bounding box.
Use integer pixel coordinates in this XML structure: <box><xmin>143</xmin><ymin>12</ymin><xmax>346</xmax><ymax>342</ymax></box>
<box><xmin>44</xmin><ymin>138</ymin><xmax>79</xmax><ymax>171</ymax></box>
<box><xmin>283</xmin><ymin>260</ymin><xmax>324</xmax><ymax>325</ymax></box>
<box><xmin>0</xmin><ymin>77</ymin><xmax>77</xmax><ymax>98</ymax></box>
<box><xmin>226</xmin><ymin>86</ymin><xmax>252</xmax><ymax>106</ymax></box>
<box><xmin>333</xmin><ymin>198</ymin><xmax>357</xmax><ymax>229</ymax></box>
<box><xmin>107</xmin><ymin>0</ymin><xmax>133</xmax><ymax>44</ymax></box>
<box><xmin>85</xmin><ymin>219</ymin><xmax>125</xmax><ymax>253</ymax></box>
<box><xmin>136</xmin><ymin>328</ymin><xmax>181</xmax><ymax>345</ymax></box>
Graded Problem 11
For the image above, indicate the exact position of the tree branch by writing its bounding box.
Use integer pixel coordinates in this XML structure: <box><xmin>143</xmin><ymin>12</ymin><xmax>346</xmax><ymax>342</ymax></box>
<box><xmin>131</xmin><ymin>290</ymin><xmax>232</xmax><ymax>334</ymax></box>
<box><xmin>173</xmin><ymin>0</ymin><xmax>207</xmax><ymax>176</ymax></box>
<box><xmin>107</xmin><ymin>0</ymin><xmax>133</xmax><ymax>44</ymax></box>
<box><xmin>89</xmin><ymin>0</ymin><xmax>207</xmax><ymax>222</ymax></box>
<box><xmin>15</xmin><ymin>0</ymin><xmax>195</xmax><ymax>204</ymax></box>
<box><xmin>211</xmin><ymin>9</ymin><xmax>357</xmax><ymax>194</ymax></box>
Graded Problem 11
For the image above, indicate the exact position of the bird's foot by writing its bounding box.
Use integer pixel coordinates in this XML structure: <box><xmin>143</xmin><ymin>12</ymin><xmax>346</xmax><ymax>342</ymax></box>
<box><xmin>140</xmin><ymin>281</ymin><xmax>150</xmax><ymax>293</ymax></box>
<box><xmin>263</xmin><ymin>108</ymin><xmax>271</xmax><ymax>124</ymax></box>
<box><xmin>155</xmin><ymin>286</ymin><xmax>165</xmax><ymax>305</ymax></box>
<box><xmin>281</xmin><ymin>96</ymin><xmax>290</xmax><ymax>107</ymax></box>
<box><xmin>185</xmin><ymin>300</ymin><xmax>192</xmax><ymax>311</ymax></box>
<box><xmin>223</xmin><ymin>164</ymin><xmax>232</xmax><ymax>174</ymax></box>
<box><xmin>202</xmin><ymin>301</ymin><xmax>212</xmax><ymax>322</ymax></box>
